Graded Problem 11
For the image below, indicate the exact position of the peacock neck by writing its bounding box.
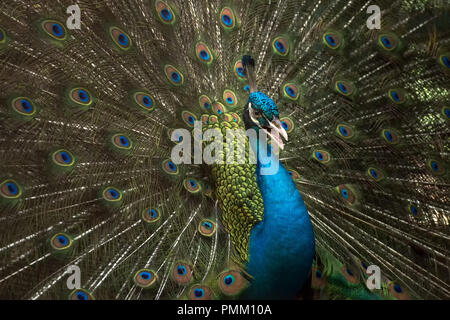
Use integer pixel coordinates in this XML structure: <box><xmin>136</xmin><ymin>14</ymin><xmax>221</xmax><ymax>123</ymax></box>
<box><xmin>242</xmin><ymin>131</ymin><xmax>315</xmax><ymax>299</ymax></box>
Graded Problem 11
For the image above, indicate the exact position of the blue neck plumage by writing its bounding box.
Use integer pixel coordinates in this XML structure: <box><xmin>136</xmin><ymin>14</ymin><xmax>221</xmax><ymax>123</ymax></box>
<box><xmin>243</xmin><ymin>132</ymin><xmax>315</xmax><ymax>299</ymax></box>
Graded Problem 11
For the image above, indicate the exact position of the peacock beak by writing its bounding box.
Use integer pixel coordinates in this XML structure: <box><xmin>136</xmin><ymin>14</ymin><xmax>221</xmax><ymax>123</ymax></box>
<box><xmin>248</xmin><ymin>105</ymin><xmax>288</xmax><ymax>150</ymax></box>
<box><xmin>266</xmin><ymin>116</ymin><xmax>288</xmax><ymax>150</ymax></box>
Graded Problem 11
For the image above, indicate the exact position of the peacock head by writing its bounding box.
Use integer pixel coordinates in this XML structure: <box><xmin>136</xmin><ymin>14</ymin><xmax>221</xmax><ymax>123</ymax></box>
<box><xmin>243</xmin><ymin>91</ymin><xmax>288</xmax><ymax>149</ymax></box>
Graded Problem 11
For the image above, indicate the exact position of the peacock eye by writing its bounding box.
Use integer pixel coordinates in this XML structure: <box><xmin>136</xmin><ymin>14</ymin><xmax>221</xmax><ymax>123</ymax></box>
<box><xmin>51</xmin><ymin>233</ymin><xmax>72</xmax><ymax>249</ymax></box>
<box><xmin>172</xmin><ymin>262</ymin><xmax>193</xmax><ymax>285</ymax></box>
<box><xmin>111</xmin><ymin>133</ymin><xmax>133</xmax><ymax>150</ymax></box>
<box><xmin>41</xmin><ymin>20</ymin><xmax>67</xmax><ymax>41</ymax></box>
<box><xmin>196</xmin><ymin>42</ymin><xmax>213</xmax><ymax>64</ymax></box>
<box><xmin>52</xmin><ymin>149</ymin><xmax>75</xmax><ymax>167</ymax></box>
<box><xmin>69</xmin><ymin>289</ymin><xmax>94</xmax><ymax>300</ymax></box>
<box><xmin>103</xmin><ymin>187</ymin><xmax>123</xmax><ymax>201</ymax></box>
<box><xmin>220</xmin><ymin>7</ymin><xmax>236</xmax><ymax>30</ymax></box>
<box><xmin>0</xmin><ymin>179</ymin><xmax>22</xmax><ymax>199</ymax></box>
<box><xmin>109</xmin><ymin>26</ymin><xmax>132</xmax><ymax>50</ymax></box>
<box><xmin>177</xmin><ymin>266</ymin><xmax>187</xmax><ymax>275</ymax></box>
<box><xmin>223</xmin><ymin>275</ymin><xmax>235</xmax><ymax>286</ymax></box>
<box><xmin>199</xmin><ymin>219</ymin><xmax>216</xmax><ymax>236</ymax></box>
<box><xmin>76</xmin><ymin>291</ymin><xmax>88</xmax><ymax>300</ymax></box>
<box><xmin>134</xmin><ymin>269</ymin><xmax>157</xmax><ymax>288</ymax></box>
<box><xmin>142</xmin><ymin>208</ymin><xmax>162</xmax><ymax>223</ymax></box>
<box><xmin>155</xmin><ymin>1</ymin><xmax>176</xmax><ymax>24</ymax></box>
<box><xmin>194</xmin><ymin>288</ymin><xmax>204</xmax><ymax>297</ymax></box>
<box><xmin>189</xmin><ymin>285</ymin><xmax>213</xmax><ymax>300</ymax></box>
<box><xmin>164</xmin><ymin>65</ymin><xmax>184</xmax><ymax>86</ymax></box>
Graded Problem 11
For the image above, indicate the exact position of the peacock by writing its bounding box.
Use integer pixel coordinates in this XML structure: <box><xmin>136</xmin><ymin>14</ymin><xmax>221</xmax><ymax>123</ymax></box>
<box><xmin>0</xmin><ymin>0</ymin><xmax>449</xmax><ymax>300</ymax></box>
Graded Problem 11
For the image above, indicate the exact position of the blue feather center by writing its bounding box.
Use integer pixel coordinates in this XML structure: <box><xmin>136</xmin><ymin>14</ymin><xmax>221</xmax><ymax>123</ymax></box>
<box><xmin>6</xmin><ymin>182</ymin><xmax>18</xmax><ymax>195</ymax></box>
<box><xmin>381</xmin><ymin>36</ymin><xmax>392</xmax><ymax>48</ymax></box>
<box><xmin>160</xmin><ymin>9</ymin><xmax>173</xmax><ymax>21</ymax></box>
<box><xmin>274</xmin><ymin>40</ymin><xmax>285</xmax><ymax>53</ymax></box>
<box><xmin>119</xmin><ymin>136</ymin><xmax>130</xmax><ymax>147</ymax></box>
<box><xmin>51</xmin><ymin>23</ymin><xmax>63</xmax><ymax>37</ymax></box>
<box><xmin>194</xmin><ymin>288</ymin><xmax>204</xmax><ymax>298</ymax></box>
<box><xmin>221</xmin><ymin>14</ymin><xmax>232</xmax><ymax>26</ymax></box>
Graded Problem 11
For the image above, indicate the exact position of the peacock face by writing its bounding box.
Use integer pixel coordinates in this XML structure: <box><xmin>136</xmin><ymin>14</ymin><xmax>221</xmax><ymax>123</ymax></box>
<box><xmin>244</xmin><ymin>91</ymin><xmax>288</xmax><ymax>149</ymax></box>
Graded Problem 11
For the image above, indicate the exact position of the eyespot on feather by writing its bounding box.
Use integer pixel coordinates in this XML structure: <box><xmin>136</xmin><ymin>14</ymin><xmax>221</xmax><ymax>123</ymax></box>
<box><xmin>189</xmin><ymin>284</ymin><xmax>213</xmax><ymax>300</ymax></box>
<box><xmin>336</xmin><ymin>124</ymin><xmax>354</xmax><ymax>139</ymax></box>
<box><xmin>229</xmin><ymin>112</ymin><xmax>241</xmax><ymax>124</ymax></box>
<box><xmin>134</xmin><ymin>269</ymin><xmax>158</xmax><ymax>288</ymax></box>
<box><xmin>311</xmin><ymin>267</ymin><xmax>327</xmax><ymax>289</ymax></box>
<box><xmin>388</xmin><ymin>282</ymin><xmax>409</xmax><ymax>300</ymax></box>
<box><xmin>69</xmin><ymin>289</ymin><xmax>94</xmax><ymax>300</ymax></box>
<box><xmin>223</xmin><ymin>89</ymin><xmax>238</xmax><ymax>107</ymax></box>
<box><xmin>367</xmin><ymin>167</ymin><xmax>385</xmax><ymax>182</ymax></box>
<box><xmin>0</xmin><ymin>27</ymin><xmax>6</xmax><ymax>45</ymax></box>
<box><xmin>111</xmin><ymin>133</ymin><xmax>133</xmax><ymax>150</ymax></box>
<box><xmin>181</xmin><ymin>110</ymin><xmax>197</xmax><ymax>128</ymax></box>
<box><xmin>438</xmin><ymin>53</ymin><xmax>450</xmax><ymax>70</ymax></box>
<box><xmin>388</xmin><ymin>89</ymin><xmax>407</xmax><ymax>104</ymax></box>
<box><xmin>198</xmin><ymin>218</ymin><xmax>216</xmax><ymax>236</ymax></box>
<box><xmin>69</xmin><ymin>87</ymin><xmax>94</xmax><ymax>108</ymax></box>
<box><xmin>378</xmin><ymin>33</ymin><xmax>400</xmax><ymax>52</ymax></box>
<box><xmin>142</xmin><ymin>208</ymin><xmax>161</xmax><ymax>223</ymax></box>
<box><xmin>312</xmin><ymin>150</ymin><xmax>331</xmax><ymax>164</ymax></box>
<box><xmin>11</xmin><ymin>97</ymin><xmax>37</xmax><ymax>117</ymax></box>
<box><xmin>222</xmin><ymin>113</ymin><xmax>233</xmax><ymax>123</ymax></box>
<box><xmin>219</xmin><ymin>7</ymin><xmax>237</xmax><ymax>30</ymax></box>
<box><xmin>280</xmin><ymin>117</ymin><xmax>294</xmax><ymax>134</ymax></box>
<box><xmin>155</xmin><ymin>1</ymin><xmax>176</xmax><ymax>24</ymax></box>
<box><xmin>199</xmin><ymin>95</ymin><xmax>212</xmax><ymax>111</ymax></box>
<box><xmin>195</xmin><ymin>42</ymin><xmax>214</xmax><ymax>64</ymax></box>
<box><xmin>234</xmin><ymin>60</ymin><xmax>247</xmax><ymax>80</ymax></box>
<box><xmin>162</xmin><ymin>159</ymin><xmax>179</xmax><ymax>175</ymax></box>
<box><xmin>172</xmin><ymin>262</ymin><xmax>193</xmax><ymax>285</ymax></box>
<box><xmin>41</xmin><ymin>20</ymin><xmax>67</xmax><ymax>41</ymax></box>
<box><xmin>272</xmin><ymin>36</ymin><xmax>289</xmax><ymax>56</ymax></box>
<box><xmin>109</xmin><ymin>26</ymin><xmax>132</xmax><ymax>50</ymax></box>
<box><xmin>441</xmin><ymin>106</ymin><xmax>450</xmax><ymax>120</ymax></box>
<box><xmin>0</xmin><ymin>179</ymin><xmax>22</xmax><ymax>199</ymax></box>
<box><xmin>218</xmin><ymin>269</ymin><xmax>248</xmax><ymax>296</ymax></box>
<box><xmin>184</xmin><ymin>178</ymin><xmax>202</xmax><ymax>194</ymax></box>
<box><xmin>341</xmin><ymin>266</ymin><xmax>359</xmax><ymax>284</ymax></box>
<box><xmin>52</xmin><ymin>149</ymin><xmax>75</xmax><ymax>167</ymax></box>
<box><xmin>335</xmin><ymin>80</ymin><xmax>355</xmax><ymax>96</ymax></box>
<box><xmin>50</xmin><ymin>233</ymin><xmax>72</xmax><ymax>250</ymax></box>
<box><xmin>427</xmin><ymin>159</ymin><xmax>445</xmax><ymax>175</ymax></box>
<box><xmin>336</xmin><ymin>184</ymin><xmax>356</xmax><ymax>205</ymax></box>
<box><xmin>133</xmin><ymin>92</ymin><xmax>155</xmax><ymax>111</ymax></box>
<box><xmin>164</xmin><ymin>65</ymin><xmax>184</xmax><ymax>86</ymax></box>
<box><xmin>282</xmin><ymin>83</ymin><xmax>299</xmax><ymax>101</ymax></box>
<box><xmin>213</xmin><ymin>102</ymin><xmax>226</xmax><ymax>116</ymax></box>
<box><xmin>408</xmin><ymin>203</ymin><xmax>421</xmax><ymax>218</ymax></box>
<box><xmin>323</xmin><ymin>31</ymin><xmax>342</xmax><ymax>49</ymax></box>
<box><xmin>102</xmin><ymin>186</ymin><xmax>123</xmax><ymax>202</ymax></box>
<box><xmin>381</xmin><ymin>128</ymin><xmax>399</xmax><ymax>144</ymax></box>
<box><xmin>208</xmin><ymin>115</ymin><xmax>218</xmax><ymax>124</ymax></box>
